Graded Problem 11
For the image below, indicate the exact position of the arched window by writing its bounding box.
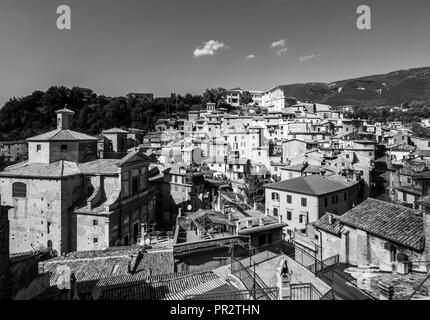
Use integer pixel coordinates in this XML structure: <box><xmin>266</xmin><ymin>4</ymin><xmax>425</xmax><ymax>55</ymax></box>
<box><xmin>12</xmin><ymin>182</ymin><xmax>27</xmax><ymax>198</ymax></box>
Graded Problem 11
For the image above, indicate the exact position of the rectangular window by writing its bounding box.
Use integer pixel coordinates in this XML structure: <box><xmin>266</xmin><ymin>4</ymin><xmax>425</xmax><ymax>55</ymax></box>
<box><xmin>301</xmin><ymin>197</ymin><xmax>307</xmax><ymax>207</ymax></box>
<box><xmin>272</xmin><ymin>192</ymin><xmax>280</xmax><ymax>201</ymax></box>
<box><xmin>93</xmin><ymin>220</ymin><xmax>98</xmax><ymax>226</ymax></box>
<box><xmin>287</xmin><ymin>211</ymin><xmax>292</xmax><ymax>221</ymax></box>
<box><xmin>93</xmin><ymin>238</ymin><xmax>99</xmax><ymax>245</ymax></box>
<box><xmin>403</xmin><ymin>192</ymin><xmax>407</xmax><ymax>202</ymax></box>
<box><xmin>324</xmin><ymin>198</ymin><xmax>328</xmax><ymax>207</ymax></box>
<box><xmin>36</xmin><ymin>144</ymin><xmax>41</xmax><ymax>152</ymax></box>
<box><xmin>287</xmin><ymin>195</ymin><xmax>292</xmax><ymax>204</ymax></box>
<box><xmin>332</xmin><ymin>195</ymin><xmax>338</xmax><ymax>204</ymax></box>
<box><xmin>344</xmin><ymin>192</ymin><xmax>347</xmax><ymax>201</ymax></box>
<box><xmin>131</xmin><ymin>176</ymin><xmax>139</xmax><ymax>195</ymax></box>
<box><xmin>61</xmin><ymin>144</ymin><xmax>68</xmax><ymax>152</ymax></box>
<box><xmin>273</xmin><ymin>208</ymin><xmax>278</xmax><ymax>217</ymax></box>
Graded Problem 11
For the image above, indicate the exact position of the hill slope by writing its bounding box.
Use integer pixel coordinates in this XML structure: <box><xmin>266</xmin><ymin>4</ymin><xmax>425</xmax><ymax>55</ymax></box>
<box><xmin>278</xmin><ymin>67</ymin><xmax>430</xmax><ymax>107</ymax></box>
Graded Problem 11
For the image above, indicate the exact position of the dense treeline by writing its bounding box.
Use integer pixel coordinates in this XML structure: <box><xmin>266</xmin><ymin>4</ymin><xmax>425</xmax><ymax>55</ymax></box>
<box><xmin>347</xmin><ymin>103</ymin><xmax>430</xmax><ymax>124</ymax></box>
<box><xmin>0</xmin><ymin>86</ymin><xmax>231</xmax><ymax>140</ymax></box>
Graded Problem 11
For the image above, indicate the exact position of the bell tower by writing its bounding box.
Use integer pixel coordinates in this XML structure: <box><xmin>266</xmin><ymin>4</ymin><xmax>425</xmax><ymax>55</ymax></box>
<box><xmin>56</xmin><ymin>106</ymin><xmax>75</xmax><ymax>130</ymax></box>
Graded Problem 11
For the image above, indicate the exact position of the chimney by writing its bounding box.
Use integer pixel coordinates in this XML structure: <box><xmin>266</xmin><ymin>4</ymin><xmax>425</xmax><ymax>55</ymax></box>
<box><xmin>139</xmin><ymin>223</ymin><xmax>147</xmax><ymax>246</ymax></box>
<box><xmin>328</xmin><ymin>213</ymin><xmax>333</xmax><ymax>225</ymax></box>
<box><xmin>56</xmin><ymin>107</ymin><xmax>75</xmax><ymax>130</ymax></box>
<box><xmin>378</xmin><ymin>281</ymin><xmax>394</xmax><ymax>300</ymax></box>
<box><xmin>247</xmin><ymin>220</ymin><xmax>253</xmax><ymax>228</ymax></box>
<box><xmin>253</xmin><ymin>202</ymin><xmax>258</xmax><ymax>211</ymax></box>
<box><xmin>259</xmin><ymin>218</ymin><xmax>264</xmax><ymax>227</ymax></box>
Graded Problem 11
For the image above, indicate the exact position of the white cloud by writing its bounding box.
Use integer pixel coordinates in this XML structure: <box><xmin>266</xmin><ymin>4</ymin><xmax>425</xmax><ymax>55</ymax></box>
<box><xmin>271</xmin><ymin>39</ymin><xmax>286</xmax><ymax>48</ymax></box>
<box><xmin>275</xmin><ymin>47</ymin><xmax>288</xmax><ymax>56</ymax></box>
<box><xmin>245</xmin><ymin>54</ymin><xmax>256</xmax><ymax>59</ymax></box>
<box><xmin>193</xmin><ymin>40</ymin><xmax>228</xmax><ymax>57</ymax></box>
<box><xmin>299</xmin><ymin>54</ymin><xmax>318</xmax><ymax>62</ymax></box>
<box><xmin>271</xmin><ymin>39</ymin><xmax>287</xmax><ymax>55</ymax></box>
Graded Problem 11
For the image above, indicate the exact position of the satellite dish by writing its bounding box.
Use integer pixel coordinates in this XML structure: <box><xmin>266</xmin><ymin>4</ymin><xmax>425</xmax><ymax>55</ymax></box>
<box><xmin>187</xmin><ymin>204</ymin><xmax>193</xmax><ymax>211</ymax></box>
<box><xmin>145</xmin><ymin>238</ymin><xmax>151</xmax><ymax>246</ymax></box>
<box><xmin>92</xmin><ymin>285</ymin><xmax>101</xmax><ymax>300</ymax></box>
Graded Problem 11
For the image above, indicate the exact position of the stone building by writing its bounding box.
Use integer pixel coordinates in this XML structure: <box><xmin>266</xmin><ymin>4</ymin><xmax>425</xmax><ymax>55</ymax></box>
<box><xmin>73</xmin><ymin>150</ymin><xmax>156</xmax><ymax>251</ymax></box>
<box><xmin>0</xmin><ymin>107</ymin><xmax>157</xmax><ymax>255</ymax></box>
<box><xmin>264</xmin><ymin>174</ymin><xmax>363</xmax><ymax>239</ymax></box>
<box><xmin>303</xmin><ymin>198</ymin><xmax>430</xmax><ymax>273</ymax></box>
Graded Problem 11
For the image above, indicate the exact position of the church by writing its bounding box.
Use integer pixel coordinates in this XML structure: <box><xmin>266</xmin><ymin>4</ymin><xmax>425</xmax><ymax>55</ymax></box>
<box><xmin>0</xmin><ymin>107</ymin><xmax>157</xmax><ymax>255</ymax></box>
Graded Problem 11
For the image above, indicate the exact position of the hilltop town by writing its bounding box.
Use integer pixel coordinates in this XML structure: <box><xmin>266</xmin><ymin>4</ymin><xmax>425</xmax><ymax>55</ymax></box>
<box><xmin>1</xmin><ymin>84</ymin><xmax>430</xmax><ymax>301</ymax></box>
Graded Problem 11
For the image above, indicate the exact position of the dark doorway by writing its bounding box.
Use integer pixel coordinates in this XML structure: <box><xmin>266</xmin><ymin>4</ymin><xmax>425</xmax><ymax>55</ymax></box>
<box><xmin>133</xmin><ymin>223</ymin><xmax>139</xmax><ymax>244</ymax></box>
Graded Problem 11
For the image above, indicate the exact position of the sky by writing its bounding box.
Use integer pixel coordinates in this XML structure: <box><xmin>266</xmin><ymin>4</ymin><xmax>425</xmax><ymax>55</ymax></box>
<box><xmin>0</xmin><ymin>0</ymin><xmax>430</xmax><ymax>105</ymax></box>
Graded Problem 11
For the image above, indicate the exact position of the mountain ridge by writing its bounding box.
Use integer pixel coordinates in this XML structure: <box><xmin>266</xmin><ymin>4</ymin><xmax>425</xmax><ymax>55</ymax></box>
<box><xmin>275</xmin><ymin>66</ymin><xmax>430</xmax><ymax>107</ymax></box>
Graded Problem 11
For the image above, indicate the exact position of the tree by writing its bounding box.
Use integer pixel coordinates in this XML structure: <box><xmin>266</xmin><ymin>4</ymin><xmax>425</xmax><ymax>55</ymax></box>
<box><xmin>202</xmin><ymin>88</ymin><xmax>227</xmax><ymax>106</ymax></box>
<box><xmin>240</xmin><ymin>91</ymin><xmax>253</xmax><ymax>106</ymax></box>
<box><xmin>243</xmin><ymin>176</ymin><xmax>265</xmax><ymax>204</ymax></box>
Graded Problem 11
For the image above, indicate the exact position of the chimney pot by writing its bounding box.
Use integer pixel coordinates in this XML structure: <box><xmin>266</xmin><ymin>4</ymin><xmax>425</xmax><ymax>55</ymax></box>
<box><xmin>328</xmin><ymin>213</ymin><xmax>333</xmax><ymax>225</ymax></box>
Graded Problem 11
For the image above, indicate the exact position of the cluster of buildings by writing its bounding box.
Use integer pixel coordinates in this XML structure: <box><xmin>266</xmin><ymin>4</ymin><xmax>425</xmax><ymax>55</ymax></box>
<box><xmin>1</xmin><ymin>90</ymin><xmax>430</xmax><ymax>300</ymax></box>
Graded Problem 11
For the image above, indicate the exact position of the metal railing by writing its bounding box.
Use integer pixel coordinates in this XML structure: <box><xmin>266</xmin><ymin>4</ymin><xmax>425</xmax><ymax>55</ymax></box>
<box><xmin>290</xmin><ymin>283</ymin><xmax>323</xmax><ymax>300</ymax></box>
<box><xmin>185</xmin><ymin>287</ymin><xmax>279</xmax><ymax>300</ymax></box>
<box><xmin>306</xmin><ymin>255</ymin><xmax>340</xmax><ymax>275</ymax></box>
<box><xmin>231</xmin><ymin>257</ymin><xmax>278</xmax><ymax>300</ymax></box>
<box><xmin>408</xmin><ymin>262</ymin><xmax>430</xmax><ymax>300</ymax></box>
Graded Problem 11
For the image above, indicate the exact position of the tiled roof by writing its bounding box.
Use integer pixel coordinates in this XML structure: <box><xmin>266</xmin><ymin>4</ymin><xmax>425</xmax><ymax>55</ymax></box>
<box><xmin>0</xmin><ymin>160</ymin><xmax>81</xmax><ymax>178</ymax></box>
<box><xmin>337</xmin><ymin>198</ymin><xmax>424</xmax><ymax>251</ymax></box>
<box><xmin>264</xmin><ymin>174</ymin><xmax>350</xmax><ymax>196</ymax></box>
<box><xmin>237</xmin><ymin>222</ymin><xmax>288</xmax><ymax>235</ymax></box>
<box><xmin>95</xmin><ymin>268</ymin><xmax>227</xmax><ymax>300</ymax></box>
<box><xmin>27</xmin><ymin>129</ymin><xmax>98</xmax><ymax>141</ymax></box>
<box><xmin>39</xmin><ymin>246</ymin><xmax>175</xmax><ymax>297</ymax></box>
<box><xmin>78</xmin><ymin>159</ymin><xmax>120</xmax><ymax>175</ymax></box>
<box><xmin>39</xmin><ymin>252</ymin><xmax>137</xmax><ymax>288</ymax></box>
<box><xmin>116</xmin><ymin>149</ymin><xmax>150</xmax><ymax>167</ymax></box>
<box><xmin>102</xmin><ymin>128</ymin><xmax>129</xmax><ymax>134</ymax></box>
<box><xmin>314</xmin><ymin>213</ymin><xmax>342</xmax><ymax>236</ymax></box>
<box><xmin>55</xmin><ymin>107</ymin><xmax>75</xmax><ymax>114</ymax></box>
